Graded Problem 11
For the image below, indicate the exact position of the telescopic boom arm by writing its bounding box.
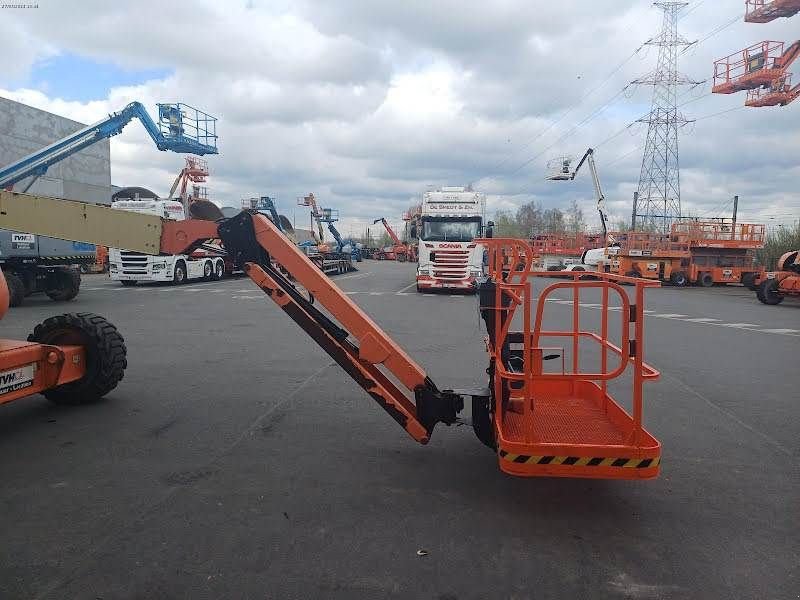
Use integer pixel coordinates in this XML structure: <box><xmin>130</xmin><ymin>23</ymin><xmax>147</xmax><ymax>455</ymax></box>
<box><xmin>0</xmin><ymin>190</ymin><xmax>463</xmax><ymax>443</ymax></box>
<box><xmin>0</xmin><ymin>102</ymin><xmax>217</xmax><ymax>191</ymax></box>
<box><xmin>373</xmin><ymin>217</ymin><xmax>402</xmax><ymax>246</ymax></box>
<box><xmin>571</xmin><ymin>148</ymin><xmax>608</xmax><ymax>238</ymax></box>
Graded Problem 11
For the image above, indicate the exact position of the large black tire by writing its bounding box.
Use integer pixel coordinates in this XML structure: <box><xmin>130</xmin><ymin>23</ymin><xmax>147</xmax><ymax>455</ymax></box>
<box><xmin>757</xmin><ymin>279</ymin><xmax>784</xmax><ymax>305</ymax></box>
<box><xmin>173</xmin><ymin>261</ymin><xmax>187</xmax><ymax>285</ymax></box>
<box><xmin>699</xmin><ymin>272</ymin><xmax>714</xmax><ymax>288</ymax></box>
<box><xmin>120</xmin><ymin>280</ymin><xmax>138</xmax><ymax>287</ymax></box>
<box><xmin>27</xmin><ymin>313</ymin><xmax>127</xmax><ymax>404</ymax></box>
<box><xmin>203</xmin><ymin>260</ymin><xmax>213</xmax><ymax>281</ymax></box>
<box><xmin>741</xmin><ymin>272</ymin><xmax>757</xmax><ymax>291</ymax></box>
<box><xmin>213</xmin><ymin>260</ymin><xmax>225</xmax><ymax>281</ymax></box>
<box><xmin>670</xmin><ymin>271</ymin><xmax>688</xmax><ymax>287</ymax></box>
<box><xmin>45</xmin><ymin>267</ymin><xmax>81</xmax><ymax>302</ymax></box>
<box><xmin>5</xmin><ymin>271</ymin><xmax>25</xmax><ymax>307</ymax></box>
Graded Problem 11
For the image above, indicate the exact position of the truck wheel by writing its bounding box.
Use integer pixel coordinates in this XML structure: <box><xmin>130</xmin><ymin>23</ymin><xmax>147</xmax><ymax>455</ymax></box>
<box><xmin>757</xmin><ymin>279</ymin><xmax>784</xmax><ymax>305</ymax></box>
<box><xmin>670</xmin><ymin>271</ymin><xmax>688</xmax><ymax>287</ymax></box>
<box><xmin>213</xmin><ymin>260</ymin><xmax>225</xmax><ymax>281</ymax></box>
<box><xmin>741</xmin><ymin>272</ymin><xmax>756</xmax><ymax>290</ymax></box>
<box><xmin>27</xmin><ymin>313</ymin><xmax>127</xmax><ymax>405</ymax></box>
<box><xmin>699</xmin><ymin>272</ymin><xmax>714</xmax><ymax>287</ymax></box>
<box><xmin>173</xmin><ymin>261</ymin><xmax>187</xmax><ymax>285</ymax></box>
<box><xmin>5</xmin><ymin>271</ymin><xmax>25</xmax><ymax>307</ymax></box>
<box><xmin>45</xmin><ymin>267</ymin><xmax>81</xmax><ymax>302</ymax></box>
<box><xmin>120</xmin><ymin>280</ymin><xmax>138</xmax><ymax>287</ymax></box>
<box><xmin>203</xmin><ymin>260</ymin><xmax>213</xmax><ymax>280</ymax></box>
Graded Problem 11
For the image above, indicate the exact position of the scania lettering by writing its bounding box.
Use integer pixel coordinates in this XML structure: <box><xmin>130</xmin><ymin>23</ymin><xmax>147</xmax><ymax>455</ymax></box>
<box><xmin>416</xmin><ymin>187</ymin><xmax>486</xmax><ymax>292</ymax></box>
<box><xmin>109</xmin><ymin>199</ymin><xmax>226</xmax><ymax>286</ymax></box>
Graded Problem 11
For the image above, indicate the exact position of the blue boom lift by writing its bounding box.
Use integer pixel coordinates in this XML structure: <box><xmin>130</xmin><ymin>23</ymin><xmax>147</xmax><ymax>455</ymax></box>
<box><xmin>0</xmin><ymin>101</ymin><xmax>217</xmax><ymax>306</ymax></box>
<box><xmin>242</xmin><ymin>196</ymin><xmax>294</xmax><ymax>235</ymax></box>
<box><xmin>0</xmin><ymin>102</ymin><xmax>217</xmax><ymax>191</ymax></box>
<box><xmin>320</xmin><ymin>208</ymin><xmax>362</xmax><ymax>262</ymax></box>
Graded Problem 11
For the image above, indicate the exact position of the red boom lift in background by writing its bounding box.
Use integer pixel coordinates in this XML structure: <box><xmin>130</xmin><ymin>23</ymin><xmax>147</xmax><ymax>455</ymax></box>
<box><xmin>372</xmin><ymin>217</ymin><xmax>412</xmax><ymax>261</ymax></box>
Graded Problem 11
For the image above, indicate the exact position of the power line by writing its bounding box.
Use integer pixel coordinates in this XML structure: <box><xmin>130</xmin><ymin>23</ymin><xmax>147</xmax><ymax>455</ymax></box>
<box><xmin>679</xmin><ymin>0</ymin><xmax>707</xmax><ymax>21</ymax></box>
<box><xmin>472</xmin><ymin>38</ymin><xmax>653</xmax><ymax>186</ymax></box>
<box><xmin>680</xmin><ymin>13</ymin><xmax>743</xmax><ymax>55</ymax></box>
<box><xmin>694</xmin><ymin>105</ymin><xmax>746</xmax><ymax>120</ymax></box>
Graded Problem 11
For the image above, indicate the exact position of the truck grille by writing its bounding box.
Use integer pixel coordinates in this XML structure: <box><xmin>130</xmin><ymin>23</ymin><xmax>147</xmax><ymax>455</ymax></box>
<box><xmin>433</xmin><ymin>249</ymin><xmax>469</xmax><ymax>280</ymax></box>
<box><xmin>120</xmin><ymin>251</ymin><xmax>148</xmax><ymax>273</ymax></box>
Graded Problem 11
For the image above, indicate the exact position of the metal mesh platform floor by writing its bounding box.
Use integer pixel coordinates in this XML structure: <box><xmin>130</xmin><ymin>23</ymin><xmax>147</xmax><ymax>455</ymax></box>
<box><xmin>502</xmin><ymin>394</ymin><xmax>628</xmax><ymax>446</ymax></box>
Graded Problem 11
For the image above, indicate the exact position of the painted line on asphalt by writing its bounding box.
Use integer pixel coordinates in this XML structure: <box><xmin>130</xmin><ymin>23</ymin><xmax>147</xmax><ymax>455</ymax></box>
<box><xmin>395</xmin><ymin>281</ymin><xmax>418</xmax><ymax>294</ymax></box>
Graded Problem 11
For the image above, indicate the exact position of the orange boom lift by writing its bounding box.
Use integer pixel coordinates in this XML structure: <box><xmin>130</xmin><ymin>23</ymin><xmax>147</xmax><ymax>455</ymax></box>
<box><xmin>753</xmin><ymin>250</ymin><xmax>800</xmax><ymax>304</ymax></box>
<box><xmin>0</xmin><ymin>190</ymin><xmax>662</xmax><ymax>480</ymax></box>
<box><xmin>372</xmin><ymin>217</ymin><xmax>411</xmax><ymax>261</ymax></box>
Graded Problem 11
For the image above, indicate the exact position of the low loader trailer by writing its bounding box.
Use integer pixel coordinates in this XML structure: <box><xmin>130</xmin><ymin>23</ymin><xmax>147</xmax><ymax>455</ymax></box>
<box><xmin>0</xmin><ymin>189</ymin><xmax>663</xmax><ymax>480</ymax></box>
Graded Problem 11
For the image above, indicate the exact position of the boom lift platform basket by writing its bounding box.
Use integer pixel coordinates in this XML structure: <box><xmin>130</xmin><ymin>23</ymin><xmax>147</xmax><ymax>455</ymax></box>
<box><xmin>478</xmin><ymin>239</ymin><xmax>661</xmax><ymax>478</ymax></box>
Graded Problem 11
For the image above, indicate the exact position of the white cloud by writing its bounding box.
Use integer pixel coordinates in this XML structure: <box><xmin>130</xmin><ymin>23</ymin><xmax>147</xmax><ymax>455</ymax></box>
<box><xmin>1</xmin><ymin>0</ymin><xmax>798</xmax><ymax>234</ymax></box>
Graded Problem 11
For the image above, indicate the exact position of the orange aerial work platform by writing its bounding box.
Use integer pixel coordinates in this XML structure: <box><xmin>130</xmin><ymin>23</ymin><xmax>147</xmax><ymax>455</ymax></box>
<box><xmin>529</xmin><ymin>233</ymin><xmax>604</xmax><ymax>257</ymax></box>
<box><xmin>746</xmin><ymin>73</ymin><xmax>800</xmax><ymax>106</ymax></box>
<box><xmin>478</xmin><ymin>239</ymin><xmax>661</xmax><ymax>479</ymax></box>
<box><xmin>0</xmin><ymin>189</ymin><xmax>665</xmax><ymax>481</ymax></box>
<box><xmin>671</xmin><ymin>221</ymin><xmax>765</xmax><ymax>248</ymax></box>
<box><xmin>713</xmin><ymin>41</ymin><xmax>787</xmax><ymax>94</ymax></box>
<box><xmin>745</xmin><ymin>0</ymin><xmax>800</xmax><ymax>22</ymax></box>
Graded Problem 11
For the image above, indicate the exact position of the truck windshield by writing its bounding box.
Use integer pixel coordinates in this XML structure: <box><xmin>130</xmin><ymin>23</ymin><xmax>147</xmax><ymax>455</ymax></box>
<box><xmin>421</xmin><ymin>218</ymin><xmax>481</xmax><ymax>242</ymax></box>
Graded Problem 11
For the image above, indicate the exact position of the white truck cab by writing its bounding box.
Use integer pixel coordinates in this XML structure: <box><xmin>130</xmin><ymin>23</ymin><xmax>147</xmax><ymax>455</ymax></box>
<box><xmin>108</xmin><ymin>199</ymin><xmax>225</xmax><ymax>285</ymax></box>
<box><xmin>416</xmin><ymin>187</ymin><xmax>486</xmax><ymax>292</ymax></box>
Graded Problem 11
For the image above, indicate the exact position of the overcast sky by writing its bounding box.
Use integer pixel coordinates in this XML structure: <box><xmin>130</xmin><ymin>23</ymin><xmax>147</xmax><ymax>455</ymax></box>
<box><xmin>2</xmin><ymin>0</ymin><xmax>798</xmax><ymax>236</ymax></box>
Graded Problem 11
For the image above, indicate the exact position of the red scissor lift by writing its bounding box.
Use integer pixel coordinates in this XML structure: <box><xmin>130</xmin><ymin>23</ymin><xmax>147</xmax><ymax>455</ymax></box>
<box><xmin>479</xmin><ymin>239</ymin><xmax>661</xmax><ymax>479</ymax></box>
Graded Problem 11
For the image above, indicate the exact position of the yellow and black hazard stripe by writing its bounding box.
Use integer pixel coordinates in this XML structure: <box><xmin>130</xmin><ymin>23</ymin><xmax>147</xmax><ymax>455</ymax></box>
<box><xmin>40</xmin><ymin>256</ymin><xmax>94</xmax><ymax>261</ymax></box>
<box><xmin>499</xmin><ymin>450</ymin><xmax>659</xmax><ymax>469</ymax></box>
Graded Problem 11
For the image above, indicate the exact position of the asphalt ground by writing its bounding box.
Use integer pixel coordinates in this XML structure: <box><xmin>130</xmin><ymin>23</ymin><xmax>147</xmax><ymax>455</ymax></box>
<box><xmin>0</xmin><ymin>262</ymin><xmax>797</xmax><ymax>599</ymax></box>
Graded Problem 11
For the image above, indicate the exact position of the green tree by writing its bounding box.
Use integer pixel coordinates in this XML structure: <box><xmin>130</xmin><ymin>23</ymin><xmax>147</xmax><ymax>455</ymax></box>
<box><xmin>566</xmin><ymin>198</ymin><xmax>586</xmax><ymax>234</ymax></box>
<box><xmin>542</xmin><ymin>208</ymin><xmax>565</xmax><ymax>233</ymax></box>
<box><xmin>493</xmin><ymin>208</ymin><xmax>524</xmax><ymax>238</ymax></box>
<box><xmin>516</xmin><ymin>201</ymin><xmax>543</xmax><ymax>236</ymax></box>
<box><xmin>756</xmin><ymin>221</ymin><xmax>800</xmax><ymax>269</ymax></box>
